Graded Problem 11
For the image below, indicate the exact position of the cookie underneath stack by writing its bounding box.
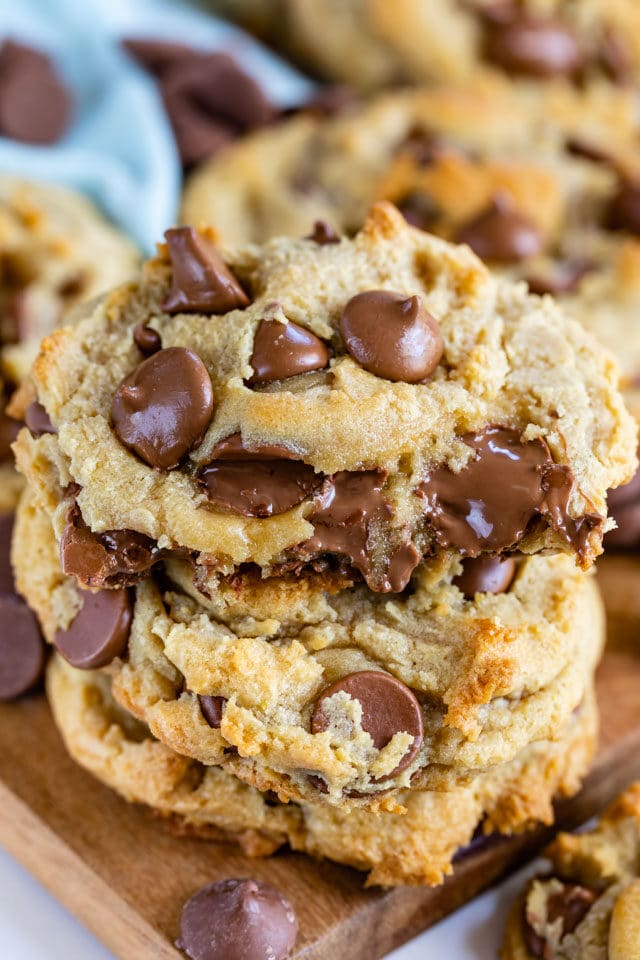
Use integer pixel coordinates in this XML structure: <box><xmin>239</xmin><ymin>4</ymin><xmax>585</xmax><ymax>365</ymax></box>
<box><xmin>10</xmin><ymin>209</ymin><xmax>636</xmax><ymax>884</ymax></box>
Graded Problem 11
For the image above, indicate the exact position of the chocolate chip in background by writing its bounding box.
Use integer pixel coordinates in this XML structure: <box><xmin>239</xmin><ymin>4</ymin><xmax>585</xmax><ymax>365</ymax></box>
<box><xmin>454</xmin><ymin>194</ymin><xmax>544</xmax><ymax>262</ymax></box>
<box><xmin>340</xmin><ymin>290</ymin><xmax>443</xmax><ymax>383</ymax></box>
<box><xmin>162</xmin><ymin>227</ymin><xmax>249</xmax><ymax>314</ymax></box>
<box><xmin>177</xmin><ymin>877</ymin><xmax>298</xmax><ymax>960</ymax></box>
<box><xmin>54</xmin><ymin>587</ymin><xmax>132</xmax><ymax>670</ymax></box>
<box><xmin>248</xmin><ymin>318</ymin><xmax>330</xmax><ymax>384</ymax></box>
<box><xmin>60</xmin><ymin>504</ymin><xmax>160</xmax><ymax>588</ymax></box>
<box><xmin>133</xmin><ymin>323</ymin><xmax>162</xmax><ymax>356</ymax></box>
<box><xmin>599</xmin><ymin>27</ymin><xmax>632</xmax><ymax>84</ymax></box>
<box><xmin>525</xmin><ymin>259</ymin><xmax>596</xmax><ymax>297</ymax></box>
<box><xmin>0</xmin><ymin>594</ymin><xmax>45</xmax><ymax>700</ymax></box>
<box><xmin>112</xmin><ymin>346</ymin><xmax>214</xmax><ymax>470</ymax></box>
<box><xmin>25</xmin><ymin>400</ymin><xmax>56</xmax><ymax>437</ymax></box>
<box><xmin>481</xmin><ymin>12</ymin><xmax>582</xmax><ymax>78</ymax></box>
<box><xmin>311</xmin><ymin>670</ymin><xmax>423</xmax><ymax>779</ymax></box>
<box><xmin>0</xmin><ymin>406</ymin><xmax>20</xmax><ymax>462</ymax></box>
<box><xmin>200</xmin><ymin>458</ymin><xmax>320</xmax><ymax>518</ymax></box>
<box><xmin>608</xmin><ymin>461</ymin><xmax>640</xmax><ymax>509</ymax></box>
<box><xmin>453</xmin><ymin>555</ymin><xmax>517</xmax><ymax>599</ymax></box>
<box><xmin>398</xmin><ymin>191</ymin><xmax>442</xmax><ymax>231</ymax></box>
<box><xmin>306</xmin><ymin>220</ymin><xmax>340</xmax><ymax>245</ymax></box>
<box><xmin>0</xmin><ymin>39</ymin><xmax>72</xmax><ymax>145</ymax></box>
<box><xmin>607</xmin><ymin>178</ymin><xmax>640</xmax><ymax>235</ymax></box>
<box><xmin>0</xmin><ymin>513</ymin><xmax>15</xmax><ymax>593</ymax></box>
<box><xmin>198</xmin><ymin>694</ymin><xmax>226</xmax><ymax>729</ymax></box>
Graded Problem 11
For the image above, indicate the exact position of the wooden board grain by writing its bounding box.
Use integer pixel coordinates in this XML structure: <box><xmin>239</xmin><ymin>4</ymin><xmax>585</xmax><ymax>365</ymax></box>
<box><xmin>0</xmin><ymin>555</ymin><xmax>639</xmax><ymax>960</ymax></box>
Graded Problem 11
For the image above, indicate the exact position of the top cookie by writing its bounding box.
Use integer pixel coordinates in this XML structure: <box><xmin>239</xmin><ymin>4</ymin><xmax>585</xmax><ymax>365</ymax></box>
<box><xmin>214</xmin><ymin>0</ymin><xmax>640</xmax><ymax>91</ymax></box>
<box><xmin>15</xmin><ymin>204</ymin><xmax>636</xmax><ymax>594</ymax></box>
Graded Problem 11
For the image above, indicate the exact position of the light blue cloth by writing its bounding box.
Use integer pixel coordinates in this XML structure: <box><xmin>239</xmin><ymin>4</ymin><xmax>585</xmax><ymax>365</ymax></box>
<box><xmin>0</xmin><ymin>0</ymin><xmax>314</xmax><ymax>251</ymax></box>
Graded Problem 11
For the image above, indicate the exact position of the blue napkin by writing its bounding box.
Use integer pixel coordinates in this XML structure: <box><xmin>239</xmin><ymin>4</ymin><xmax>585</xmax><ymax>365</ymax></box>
<box><xmin>0</xmin><ymin>0</ymin><xmax>314</xmax><ymax>251</ymax></box>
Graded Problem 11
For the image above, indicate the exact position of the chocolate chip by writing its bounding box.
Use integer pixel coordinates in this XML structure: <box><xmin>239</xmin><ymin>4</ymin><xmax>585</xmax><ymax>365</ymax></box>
<box><xmin>0</xmin><ymin>514</ymin><xmax>14</xmax><ymax>593</ymax></box>
<box><xmin>307</xmin><ymin>220</ymin><xmax>340</xmax><ymax>245</ymax></box>
<box><xmin>607</xmin><ymin>179</ymin><xmax>640</xmax><ymax>235</ymax></box>
<box><xmin>311</xmin><ymin>671</ymin><xmax>423</xmax><ymax>779</ymax></box>
<box><xmin>418</xmin><ymin>427</ymin><xmax>597</xmax><ymax>558</ymax></box>
<box><xmin>340</xmin><ymin>290</ymin><xmax>443</xmax><ymax>383</ymax></box>
<box><xmin>249</xmin><ymin>318</ymin><xmax>330</xmax><ymax>385</ymax></box>
<box><xmin>0</xmin><ymin>39</ymin><xmax>72</xmax><ymax>145</ymax></box>
<box><xmin>162</xmin><ymin>227</ymin><xmax>249</xmax><ymax>315</ymax></box>
<box><xmin>298</xmin><ymin>470</ymin><xmax>420</xmax><ymax>592</ymax></box>
<box><xmin>0</xmin><ymin>595</ymin><xmax>45</xmax><ymax>700</ymax></box>
<box><xmin>607</xmin><ymin>463</ymin><xmax>640</xmax><ymax>549</ymax></box>
<box><xmin>482</xmin><ymin>14</ymin><xmax>582</xmax><ymax>78</ymax></box>
<box><xmin>200</xmin><ymin>457</ymin><xmax>320</xmax><ymax>518</ymax></box>
<box><xmin>177</xmin><ymin>878</ymin><xmax>298</xmax><ymax>960</ymax></box>
<box><xmin>299</xmin><ymin>85</ymin><xmax>357</xmax><ymax>117</ymax></box>
<box><xmin>565</xmin><ymin>137</ymin><xmax>615</xmax><ymax>166</ymax></box>
<box><xmin>60</xmin><ymin>504</ymin><xmax>160</xmax><ymax>589</ymax></box>
<box><xmin>122</xmin><ymin>39</ymin><xmax>193</xmax><ymax>75</ymax></box>
<box><xmin>523</xmin><ymin>882</ymin><xmax>596</xmax><ymax>955</ymax></box>
<box><xmin>133</xmin><ymin>323</ymin><xmax>162</xmax><ymax>356</ymax></box>
<box><xmin>25</xmin><ymin>401</ymin><xmax>56</xmax><ymax>437</ymax></box>
<box><xmin>112</xmin><ymin>347</ymin><xmax>214</xmax><ymax>470</ymax></box>
<box><xmin>454</xmin><ymin>194</ymin><xmax>544</xmax><ymax>262</ymax></box>
<box><xmin>0</xmin><ymin>407</ymin><xmax>20</xmax><ymax>462</ymax></box>
<box><xmin>398</xmin><ymin>191</ymin><xmax>441</xmax><ymax>231</ymax></box>
<box><xmin>599</xmin><ymin>28</ymin><xmax>631</xmax><ymax>84</ymax></box>
<box><xmin>453</xmin><ymin>556</ymin><xmax>517</xmax><ymax>599</ymax></box>
<box><xmin>399</xmin><ymin>126</ymin><xmax>447</xmax><ymax>167</ymax></box>
<box><xmin>54</xmin><ymin>587</ymin><xmax>132</xmax><ymax>670</ymax></box>
<box><xmin>198</xmin><ymin>695</ymin><xmax>226</xmax><ymax>729</ymax></box>
<box><xmin>525</xmin><ymin>260</ymin><xmax>596</xmax><ymax>296</ymax></box>
<box><xmin>609</xmin><ymin>463</ymin><xmax>640</xmax><ymax>509</ymax></box>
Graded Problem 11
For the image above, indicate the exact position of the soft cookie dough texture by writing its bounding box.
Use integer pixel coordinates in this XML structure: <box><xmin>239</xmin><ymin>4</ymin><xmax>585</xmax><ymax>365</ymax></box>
<box><xmin>47</xmin><ymin>653</ymin><xmax>598</xmax><ymax>888</ymax></box>
<box><xmin>0</xmin><ymin>176</ymin><xmax>138</xmax><ymax>510</ymax></box>
<box><xmin>213</xmin><ymin>0</ymin><xmax>640</xmax><ymax>92</ymax></box>
<box><xmin>14</xmin><ymin>204</ymin><xmax>637</xmax><ymax>600</ymax></box>
<box><xmin>501</xmin><ymin>782</ymin><xmax>640</xmax><ymax>959</ymax></box>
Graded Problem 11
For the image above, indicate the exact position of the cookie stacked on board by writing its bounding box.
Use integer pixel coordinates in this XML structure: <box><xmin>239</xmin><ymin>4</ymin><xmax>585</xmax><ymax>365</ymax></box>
<box><xmin>10</xmin><ymin>202</ymin><xmax>637</xmax><ymax>885</ymax></box>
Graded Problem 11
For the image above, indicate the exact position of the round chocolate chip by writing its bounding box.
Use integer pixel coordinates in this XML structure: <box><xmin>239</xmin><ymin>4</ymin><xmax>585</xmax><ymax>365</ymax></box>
<box><xmin>453</xmin><ymin>556</ymin><xmax>517</xmax><ymax>599</ymax></box>
<box><xmin>311</xmin><ymin>670</ymin><xmax>423</xmax><ymax>779</ymax></box>
<box><xmin>162</xmin><ymin>227</ymin><xmax>249</xmax><ymax>314</ymax></box>
<box><xmin>249</xmin><ymin>318</ymin><xmax>330</xmax><ymax>385</ymax></box>
<box><xmin>53</xmin><ymin>588</ymin><xmax>132</xmax><ymax>670</ymax></box>
<box><xmin>0</xmin><ymin>595</ymin><xmax>45</xmax><ymax>700</ymax></box>
<box><xmin>198</xmin><ymin>695</ymin><xmax>226</xmax><ymax>729</ymax></box>
<box><xmin>133</xmin><ymin>323</ymin><xmax>162</xmax><ymax>356</ymax></box>
<box><xmin>112</xmin><ymin>347</ymin><xmax>214</xmax><ymax>470</ymax></box>
<box><xmin>454</xmin><ymin>195</ymin><xmax>544</xmax><ymax>262</ymax></box>
<box><xmin>607</xmin><ymin>179</ymin><xmax>640</xmax><ymax>235</ymax></box>
<box><xmin>25</xmin><ymin>401</ymin><xmax>56</xmax><ymax>437</ymax></box>
<box><xmin>200</xmin><ymin>459</ymin><xmax>320</xmax><ymax>518</ymax></box>
<box><xmin>0</xmin><ymin>40</ymin><xmax>72</xmax><ymax>145</ymax></box>
<box><xmin>177</xmin><ymin>878</ymin><xmax>298</xmax><ymax>960</ymax></box>
<box><xmin>340</xmin><ymin>290</ymin><xmax>443</xmax><ymax>383</ymax></box>
<box><xmin>483</xmin><ymin>14</ymin><xmax>582</xmax><ymax>78</ymax></box>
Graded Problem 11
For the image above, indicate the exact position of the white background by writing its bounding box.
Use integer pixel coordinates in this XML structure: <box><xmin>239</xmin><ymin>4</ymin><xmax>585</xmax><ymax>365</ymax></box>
<box><xmin>0</xmin><ymin>845</ymin><xmax>540</xmax><ymax>958</ymax></box>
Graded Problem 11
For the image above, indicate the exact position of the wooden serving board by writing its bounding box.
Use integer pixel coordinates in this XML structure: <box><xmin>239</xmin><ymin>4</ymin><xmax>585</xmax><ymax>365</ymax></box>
<box><xmin>0</xmin><ymin>555</ymin><xmax>639</xmax><ymax>960</ymax></box>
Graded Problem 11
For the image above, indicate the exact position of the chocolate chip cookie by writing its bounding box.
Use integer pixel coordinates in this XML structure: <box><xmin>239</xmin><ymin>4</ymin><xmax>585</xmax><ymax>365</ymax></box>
<box><xmin>0</xmin><ymin>176</ymin><xmax>138</xmax><ymax>510</ymax></box>
<box><xmin>14</xmin><ymin>487</ymin><xmax>604</xmax><ymax>808</ymax></box>
<box><xmin>501</xmin><ymin>781</ymin><xmax>640</xmax><ymax>959</ymax></box>
<box><xmin>47</xmin><ymin>652</ymin><xmax>598</xmax><ymax>886</ymax></box>
<box><xmin>213</xmin><ymin>0</ymin><xmax>640</xmax><ymax>91</ymax></box>
<box><xmin>14</xmin><ymin>206</ymin><xmax>636</xmax><ymax>605</ymax></box>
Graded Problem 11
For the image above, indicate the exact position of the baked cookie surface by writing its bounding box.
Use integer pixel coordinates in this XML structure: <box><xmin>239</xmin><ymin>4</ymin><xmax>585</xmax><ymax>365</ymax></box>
<box><xmin>501</xmin><ymin>781</ymin><xmax>640</xmax><ymax>959</ymax></box>
<box><xmin>14</xmin><ymin>204</ymin><xmax>637</xmax><ymax>597</ymax></box>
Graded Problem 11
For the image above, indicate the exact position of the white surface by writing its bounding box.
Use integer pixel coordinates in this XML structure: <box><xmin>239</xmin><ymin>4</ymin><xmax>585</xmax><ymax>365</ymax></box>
<box><xmin>0</xmin><ymin>843</ymin><xmax>541</xmax><ymax>959</ymax></box>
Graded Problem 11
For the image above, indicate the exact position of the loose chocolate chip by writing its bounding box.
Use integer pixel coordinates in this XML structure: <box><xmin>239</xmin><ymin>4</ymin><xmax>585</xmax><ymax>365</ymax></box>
<box><xmin>0</xmin><ymin>407</ymin><xmax>20</xmax><ymax>462</ymax></box>
<box><xmin>607</xmin><ymin>464</ymin><xmax>640</xmax><ymax>549</ymax></box>
<box><xmin>54</xmin><ymin>587</ymin><xmax>132</xmax><ymax>670</ymax></box>
<box><xmin>177</xmin><ymin>878</ymin><xmax>298</xmax><ymax>960</ymax></box>
<box><xmin>523</xmin><ymin>882</ymin><xmax>596</xmax><ymax>955</ymax></box>
<box><xmin>453</xmin><ymin>556</ymin><xmax>516</xmax><ymax>599</ymax></box>
<box><xmin>133</xmin><ymin>323</ymin><xmax>162</xmax><ymax>356</ymax></box>
<box><xmin>25</xmin><ymin>401</ymin><xmax>56</xmax><ymax>437</ymax></box>
<box><xmin>112</xmin><ymin>346</ymin><xmax>214</xmax><ymax>470</ymax></box>
<box><xmin>249</xmin><ymin>318</ymin><xmax>330</xmax><ymax>384</ymax></box>
<box><xmin>482</xmin><ymin>14</ymin><xmax>582</xmax><ymax>78</ymax></box>
<box><xmin>418</xmin><ymin>427</ymin><xmax>597</xmax><ymax>558</ymax></box>
<box><xmin>0</xmin><ymin>513</ymin><xmax>14</xmax><ymax>593</ymax></box>
<box><xmin>60</xmin><ymin>505</ymin><xmax>160</xmax><ymax>589</ymax></box>
<box><xmin>398</xmin><ymin>191</ymin><xmax>441</xmax><ymax>232</ymax></box>
<box><xmin>198</xmin><ymin>695</ymin><xmax>226</xmax><ymax>729</ymax></box>
<box><xmin>0</xmin><ymin>39</ymin><xmax>72</xmax><ymax>145</ymax></box>
<box><xmin>525</xmin><ymin>260</ymin><xmax>595</xmax><ymax>296</ymax></box>
<box><xmin>162</xmin><ymin>227</ymin><xmax>249</xmax><ymax>315</ymax></box>
<box><xmin>200</xmin><ymin>458</ymin><xmax>320</xmax><ymax>518</ymax></box>
<box><xmin>307</xmin><ymin>220</ymin><xmax>340</xmax><ymax>245</ymax></box>
<box><xmin>607</xmin><ymin>179</ymin><xmax>640</xmax><ymax>235</ymax></box>
<box><xmin>311</xmin><ymin>671</ymin><xmax>423</xmax><ymax>779</ymax></box>
<box><xmin>454</xmin><ymin>194</ymin><xmax>544</xmax><ymax>262</ymax></box>
<box><xmin>340</xmin><ymin>290</ymin><xmax>443</xmax><ymax>383</ymax></box>
<box><xmin>0</xmin><ymin>595</ymin><xmax>45</xmax><ymax>700</ymax></box>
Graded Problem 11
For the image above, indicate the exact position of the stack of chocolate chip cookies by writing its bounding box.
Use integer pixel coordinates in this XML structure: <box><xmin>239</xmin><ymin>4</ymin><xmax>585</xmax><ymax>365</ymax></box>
<box><xmin>10</xmin><ymin>202</ymin><xmax>638</xmax><ymax>886</ymax></box>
